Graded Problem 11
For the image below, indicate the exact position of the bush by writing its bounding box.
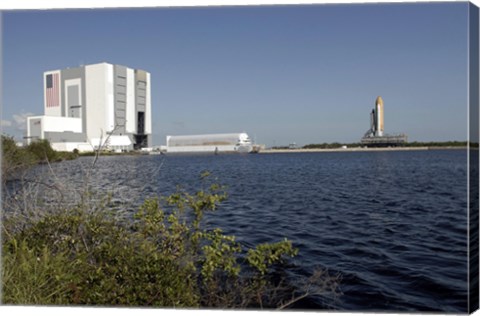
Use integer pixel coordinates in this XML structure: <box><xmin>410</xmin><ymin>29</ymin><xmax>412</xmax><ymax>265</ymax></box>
<box><xmin>2</xmin><ymin>209</ymin><xmax>199</xmax><ymax>306</ymax></box>
<box><xmin>2</xmin><ymin>175</ymin><xmax>340</xmax><ymax>308</ymax></box>
<box><xmin>1</xmin><ymin>136</ymin><xmax>79</xmax><ymax>183</ymax></box>
<box><xmin>1</xmin><ymin>135</ymin><xmax>37</xmax><ymax>182</ymax></box>
<box><xmin>26</xmin><ymin>139</ymin><xmax>58</xmax><ymax>163</ymax></box>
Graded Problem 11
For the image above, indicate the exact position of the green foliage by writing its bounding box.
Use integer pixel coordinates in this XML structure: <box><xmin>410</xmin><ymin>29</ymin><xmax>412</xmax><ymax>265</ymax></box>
<box><xmin>1</xmin><ymin>135</ymin><xmax>37</xmax><ymax>181</ymax></box>
<box><xmin>2</xmin><ymin>173</ymin><xmax>335</xmax><ymax>308</ymax></box>
<box><xmin>303</xmin><ymin>142</ymin><xmax>347</xmax><ymax>149</ymax></box>
<box><xmin>201</xmin><ymin>228</ymin><xmax>242</xmax><ymax>281</ymax></box>
<box><xmin>2</xmin><ymin>239</ymin><xmax>77</xmax><ymax>305</ymax></box>
<box><xmin>1</xmin><ymin>135</ymin><xmax>78</xmax><ymax>182</ymax></box>
<box><xmin>247</xmin><ymin>239</ymin><xmax>299</xmax><ymax>275</ymax></box>
<box><xmin>26</xmin><ymin>139</ymin><xmax>58</xmax><ymax>162</ymax></box>
<box><xmin>2</xmin><ymin>205</ymin><xmax>199</xmax><ymax>306</ymax></box>
<box><xmin>403</xmin><ymin>141</ymin><xmax>468</xmax><ymax>147</ymax></box>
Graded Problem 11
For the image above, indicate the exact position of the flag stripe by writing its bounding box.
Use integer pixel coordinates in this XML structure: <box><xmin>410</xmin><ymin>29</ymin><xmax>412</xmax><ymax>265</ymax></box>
<box><xmin>46</xmin><ymin>73</ymin><xmax>59</xmax><ymax>107</ymax></box>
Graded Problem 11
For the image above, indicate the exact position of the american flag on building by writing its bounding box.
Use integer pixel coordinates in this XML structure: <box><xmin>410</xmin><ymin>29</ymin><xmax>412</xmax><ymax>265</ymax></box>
<box><xmin>46</xmin><ymin>73</ymin><xmax>59</xmax><ymax>107</ymax></box>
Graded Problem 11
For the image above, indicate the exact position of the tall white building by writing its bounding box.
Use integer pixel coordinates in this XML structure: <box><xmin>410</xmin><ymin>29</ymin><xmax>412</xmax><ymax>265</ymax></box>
<box><xmin>27</xmin><ymin>62</ymin><xmax>152</xmax><ymax>152</ymax></box>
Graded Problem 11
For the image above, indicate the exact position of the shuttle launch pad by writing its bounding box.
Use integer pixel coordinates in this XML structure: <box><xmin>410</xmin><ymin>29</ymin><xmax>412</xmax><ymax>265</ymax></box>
<box><xmin>361</xmin><ymin>96</ymin><xmax>407</xmax><ymax>147</ymax></box>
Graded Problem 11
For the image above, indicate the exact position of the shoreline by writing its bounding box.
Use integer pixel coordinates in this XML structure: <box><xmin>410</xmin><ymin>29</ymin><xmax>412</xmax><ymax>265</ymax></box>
<box><xmin>258</xmin><ymin>146</ymin><xmax>468</xmax><ymax>154</ymax></box>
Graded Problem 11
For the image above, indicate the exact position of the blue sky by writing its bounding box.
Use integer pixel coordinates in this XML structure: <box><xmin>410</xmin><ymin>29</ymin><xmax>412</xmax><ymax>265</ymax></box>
<box><xmin>1</xmin><ymin>2</ymin><xmax>471</xmax><ymax>146</ymax></box>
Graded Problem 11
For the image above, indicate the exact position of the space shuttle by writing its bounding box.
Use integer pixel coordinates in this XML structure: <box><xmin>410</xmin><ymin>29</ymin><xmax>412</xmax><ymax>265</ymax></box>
<box><xmin>370</xmin><ymin>96</ymin><xmax>384</xmax><ymax>137</ymax></box>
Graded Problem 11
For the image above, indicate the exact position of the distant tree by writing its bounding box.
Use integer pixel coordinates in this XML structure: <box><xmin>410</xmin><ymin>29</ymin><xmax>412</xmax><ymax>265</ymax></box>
<box><xmin>1</xmin><ymin>135</ymin><xmax>36</xmax><ymax>182</ymax></box>
<box><xmin>26</xmin><ymin>139</ymin><xmax>57</xmax><ymax>162</ymax></box>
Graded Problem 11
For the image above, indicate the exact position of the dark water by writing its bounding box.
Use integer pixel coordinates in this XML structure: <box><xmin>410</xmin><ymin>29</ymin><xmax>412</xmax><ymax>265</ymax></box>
<box><xmin>25</xmin><ymin>150</ymin><xmax>471</xmax><ymax>312</ymax></box>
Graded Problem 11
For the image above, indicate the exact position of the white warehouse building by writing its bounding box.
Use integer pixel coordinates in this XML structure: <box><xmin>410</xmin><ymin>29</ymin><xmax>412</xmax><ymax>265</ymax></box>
<box><xmin>166</xmin><ymin>133</ymin><xmax>253</xmax><ymax>154</ymax></box>
<box><xmin>27</xmin><ymin>62</ymin><xmax>152</xmax><ymax>152</ymax></box>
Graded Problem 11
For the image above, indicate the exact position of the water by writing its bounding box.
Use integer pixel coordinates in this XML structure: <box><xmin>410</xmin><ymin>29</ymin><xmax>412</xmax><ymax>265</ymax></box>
<box><xmin>14</xmin><ymin>150</ymin><xmax>470</xmax><ymax>312</ymax></box>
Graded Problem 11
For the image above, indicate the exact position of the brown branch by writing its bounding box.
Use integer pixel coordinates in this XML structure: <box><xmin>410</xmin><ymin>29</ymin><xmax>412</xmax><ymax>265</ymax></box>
<box><xmin>276</xmin><ymin>292</ymin><xmax>309</xmax><ymax>310</ymax></box>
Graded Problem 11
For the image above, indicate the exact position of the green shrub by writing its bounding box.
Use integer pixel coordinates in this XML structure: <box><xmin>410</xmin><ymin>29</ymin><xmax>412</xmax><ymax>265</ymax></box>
<box><xmin>2</xmin><ymin>174</ymin><xmax>340</xmax><ymax>308</ymax></box>
<box><xmin>26</xmin><ymin>139</ymin><xmax>57</xmax><ymax>162</ymax></box>
<box><xmin>247</xmin><ymin>239</ymin><xmax>298</xmax><ymax>275</ymax></box>
<box><xmin>1</xmin><ymin>135</ymin><xmax>37</xmax><ymax>182</ymax></box>
<box><xmin>2</xmin><ymin>206</ymin><xmax>199</xmax><ymax>306</ymax></box>
<box><xmin>2</xmin><ymin>239</ymin><xmax>77</xmax><ymax>305</ymax></box>
<box><xmin>1</xmin><ymin>136</ymin><xmax>79</xmax><ymax>183</ymax></box>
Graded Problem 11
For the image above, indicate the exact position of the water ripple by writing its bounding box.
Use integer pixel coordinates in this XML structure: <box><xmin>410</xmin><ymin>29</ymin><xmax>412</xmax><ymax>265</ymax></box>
<box><xmin>15</xmin><ymin>150</ymin><xmax>469</xmax><ymax>312</ymax></box>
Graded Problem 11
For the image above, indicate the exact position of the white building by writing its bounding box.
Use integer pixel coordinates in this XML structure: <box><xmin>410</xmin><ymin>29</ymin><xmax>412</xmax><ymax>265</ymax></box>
<box><xmin>27</xmin><ymin>62</ymin><xmax>152</xmax><ymax>152</ymax></box>
<box><xmin>166</xmin><ymin>133</ymin><xmax>253</xmax><ymax>154</ymax></box>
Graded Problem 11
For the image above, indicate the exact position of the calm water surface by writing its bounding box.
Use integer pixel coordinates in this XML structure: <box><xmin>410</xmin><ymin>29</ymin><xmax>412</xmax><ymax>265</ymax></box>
<box><xmin>30</xmin><ymin>150</ymin><xmax>470</xmax><ymax>312</ymax></box>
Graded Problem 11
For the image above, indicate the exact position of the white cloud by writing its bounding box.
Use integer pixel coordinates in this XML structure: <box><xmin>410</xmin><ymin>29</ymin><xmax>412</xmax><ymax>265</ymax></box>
<box><xmin>12</xmin><ymin>112</ymin><xmax>34</xmax><ymax>131</ymax></box>
<box><xmin>1</xmin><ymin>120</ymin><xmax>12</xmax><ymax>127</ymax></box>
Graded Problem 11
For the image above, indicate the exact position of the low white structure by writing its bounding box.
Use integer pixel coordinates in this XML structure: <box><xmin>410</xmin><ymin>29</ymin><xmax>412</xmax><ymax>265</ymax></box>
<box><xmin>90</xmin><ymin>135</ymin><xmax>133</xmax><ymax>151</ymax></box>
<box><xmin>166</xmin><ymin>133</ymin><xmax>253</xmax><ymax>154</ymax></box>
<box><xmin>26</xmin><ymin>116</ymin><xmax>89</xmax><ymax>152</ymax></box>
